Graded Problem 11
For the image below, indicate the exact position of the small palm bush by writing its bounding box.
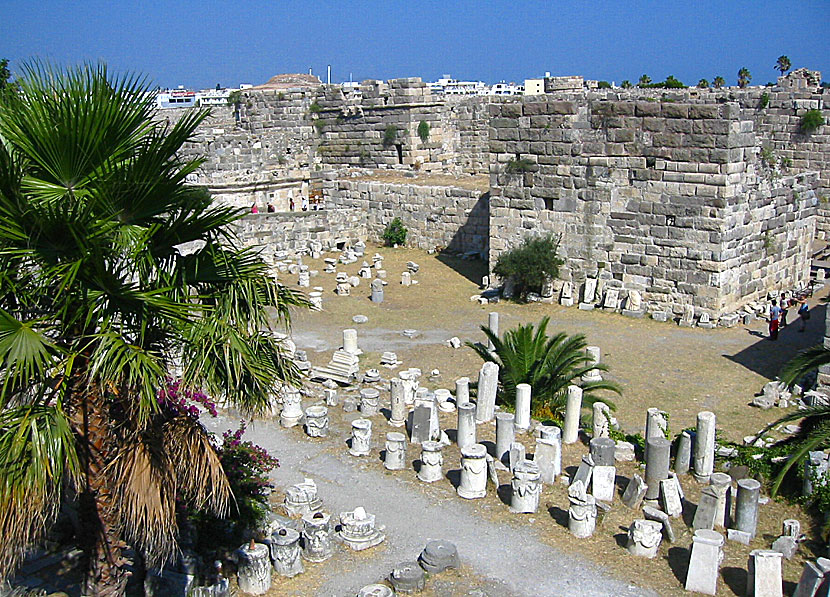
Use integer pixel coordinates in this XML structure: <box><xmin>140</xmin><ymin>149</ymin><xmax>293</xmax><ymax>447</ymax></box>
<box><xmin>467</xmin><ymin>316</ymin><xmax>620</xmax><ymax>421</ymax></box>
<box><xmin>800</xmin><ymin>109</ymin><xmax>825</xmax><ymax>134</ymax></box>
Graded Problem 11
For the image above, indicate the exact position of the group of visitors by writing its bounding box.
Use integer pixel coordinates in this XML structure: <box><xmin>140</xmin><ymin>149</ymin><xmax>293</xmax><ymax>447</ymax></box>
<box><xmin>769</xmin><ymin>294</ymin><xmax>810</xmax><ymax>340</ymax></box>
<box><xmin>249</xmin><ymin>195</ymin><xmax>311</xmax><ymax>214</ymax></box>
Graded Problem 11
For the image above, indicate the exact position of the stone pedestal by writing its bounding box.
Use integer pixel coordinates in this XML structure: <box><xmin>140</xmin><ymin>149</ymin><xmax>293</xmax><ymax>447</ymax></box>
<box><xmin>389</xmin><ymin>561</ymin><xmax>425</xmax><ymax>593</ymax></box>
<box><xmin>675</xmin><ymin>430</ymin><xmax>693</xmax><ymax>475</ymax></box>
<box><xmin>338</xmin><ymin>507</ymin><xmax>385</xmax><ymax>550</ymax></box>
<box><xmin>401</xmin><ymin>271</ymin><xmax>411</xmax><ymax>286</ymax></box>
<box><xmin>644</xmin><ymin>437</ymin><xmax>671</xmax><ymax>501</ymax></box>
<box><xmin>384</xmin><ymin>432</ymin><xmax>407</xmax><ymax>470</ymax></box>
<box><xmin>685</xmin><ymin>529</ymin><xmax>724</xmax><ymax>595</ymax></box>
<box><xmin>417</xmin><ymin>441</ymin><xmax>444</xmax><ymax>483</ymax></box>
<box><xmin>418</xmin><ymin>540</ymin><xmax>459</xmax><ymax>573</ymax></box>
<box><xmin>747</xmin><ymin>550</ymin><xmax>783</xmax><ymax>597</ymax></box>
<box><xmin>388</xmin><ymin>377</ymin><xmax>407</xmax><ymax>427</ymax></box>
<box><xmin>735</xmin><ymin>478</ymin><xmax>761</xmax><ymax>538</ymax></box>
<box><xmin>510</xmin><ymin>459</ymin><xmax>542</xmax><ymax>513</ymax></box>
<box><xmin>309</xmin><ymin>291</ymin><xmax>323</xmax><ymax>310</ymax></box>
<box><xmin>562</xmin><ymin>385</ymin><xmax>583</xmax><ymax>444</ymax></box>
<box><xmin>592</xmin><ymin>465</ymin><xmax>616</xmax><ymax>503</ymax></box>
<box><xmin>349</xmin><ymin>419</ymin><xmax>372</xmax><ymax>456</ymax></box>
<box><xmin>455</xmin><ymin>377</ymin><xmax>470</xmax><ymax>406</ymax></box>
<box><xmin>236</xmin><ymin>542</ymin><xmax>271</xmax><ymax>595</ymax></box>
<box><xmin>694</xmin><ymin>411</ymin><xmax>716</xmax><ymax>482</ymax></box>
<box><xmin>458</xmin><ymin>443</ymin><xmax>487</xmax><ymax>499</ymax></box>
<box><xmin>535</xmin><ymin>435</ymin><xmax>561</xmax><ymax>484</ymax></box>
<box><xmin>457</xmin><ymin>403</ymin><xmax>477</xmax><ymax>449</ymax></box>
<box><xmin>304</xmin><ymin>406</ymin><xmax>329</xmax><ymax>438</ymax></box>
<box><xmin>323</xmin><ymin>388</ymin><xmax>338</xmax><ymax>407</ymax></box>
<box><xmin>627</xmin><ymin>519</ymin><xmax>663</xmax><ymax>558</ymax></box>
<box><xmin>592</xmin><ymin>401</ymin><xmax>611</xmax><ymax>438</ymax></box>
<box><xmin>475</xmin><ymin>362</ymin><xmax>499</xmax><ymax>423</ymax></box>
<box><xmin>301</xmin><ymin>512</ymin><xmax>334</xmax><ymax>563</ymax></box>
<box><xmin>495</xmin><ymin>412</ymin><xmax>515</xmax><ymax>463</ymax></box>
<box><xmin>359</xmin><ymin>388</ymin><xmax>380</xmax><ymax>416</ymax></box>
<box><xmin>509</xmin><ymin>442</ymin><xmax>525</xmax><ymax>471</ymax></box>
<box><xmin>515</xmin><ymin>384</ymin><xmax>532</xmax><ymax>431</ymax></box>
<box><xmin>487</xmin><ymin>311</ymin><xmax>499</xmax><ymax>350</ymax></box>
<box><xmin>269</xmin><ymin>528</ymin><xmax>303</xmax><ymax>578</ymax></box>
<box><xmin>357</xmin><ymin>584</ymin><xmax>394</xmax><ymax>597</ymax></box>
<box><xmin>280</xmin><ymin>386</ymin><xmax>303</xmax><ymax>428</ymax></box>
<box><xmin>283</xmin><ymin>478</ymin><xmax>323</xmax><ymax>516</ymax></box>
<box><xmin>411</xmin><ymin>396</ymin><xmax>439</xmax><ymax>444</ymax></box>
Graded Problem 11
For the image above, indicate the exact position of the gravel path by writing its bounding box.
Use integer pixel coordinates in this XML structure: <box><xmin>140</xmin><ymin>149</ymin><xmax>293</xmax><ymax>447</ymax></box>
<box><xmin>204</xmin><ymin>415</ymin><xmax>655</xmax><ymax>597</ymax></box>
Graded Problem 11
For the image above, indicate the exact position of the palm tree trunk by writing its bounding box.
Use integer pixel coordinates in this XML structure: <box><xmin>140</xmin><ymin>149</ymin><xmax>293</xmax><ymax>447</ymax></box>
<box><xmin>70</xmin><ymin>376</ymin><xmax>129</xmax><ymax>596</ymax></box>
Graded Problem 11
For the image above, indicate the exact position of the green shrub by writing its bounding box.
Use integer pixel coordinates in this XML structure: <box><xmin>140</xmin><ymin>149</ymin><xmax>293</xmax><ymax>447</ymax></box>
<box><xmin>620</xmin><ymin>80</ymin><xmax>632</xmax><ymax>89</ymax></box>
<box><xmin>383</xmin><ymin>124</ymin><xmax>399</xmax><ymax>146</ymax></box>
<box><xmin>758</xmin><ymin>92</ymin><xmax>770</xmax><ymax>109</ymax></box>
<box><xmin>493</xmin><ymin>234</ymin><xmax>564</xmax><ymax>298</ymax></box>
<box><xmin>227</xmin><ymin>90</ymin><xmax>241</xmax><ymax>106</ymax></box>
<box><xmin>314</xmin><ymin>118</ymin><xmax>326</xmax><ymax>133</ymax></box>
<box><xmin>505</xmin><ymin>158</ymin><xmax>535</xmax><ymax>173</ymax></box>
<box><xmin>800</xmin><ymin>109</ymin><xmax>825</xmax><ymax>133</ymax></box>
<box><xmin>698</xmin><ymin>79</ymin><xmax>710</xmax><ymax>88</ymax></box>
<box><xmin>597</xmin><ymin>81</ymin><xmax>611</xmax><ymax>89</ymax></box>
<box><xmin>382</xmin><ymin>217</ymin><xmax>407</xmax><ymax>246</ymax></box>
<box><xmin>309</xmin><ymin>101</ymin><xmax>322</xmax><ymax>113</ymax></box>
<box><xmin>417</xmin><ymin>120</ymin><xmax>430</xmax><ymax>142</ymax></box>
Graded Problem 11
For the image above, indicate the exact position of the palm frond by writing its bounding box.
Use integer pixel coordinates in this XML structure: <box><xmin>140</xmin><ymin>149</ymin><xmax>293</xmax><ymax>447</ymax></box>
<box><xmin>0</xmin><ymin>310</ymin><xmax>60</xmax><ymax>406</ymax></box>
<box><xmin>770</xmin><ymin>419</ymin><xmax>830</xmax><ymax>496</ymax></box>
<box><xmin>0</xmin><ymin>404</ymin><xmax>79</xmax><ymax>580</ymax></box>
<box><xmin>780</xmin><ymin>344</ymin><xmax>830</xmax><ymax>386</ymax></box>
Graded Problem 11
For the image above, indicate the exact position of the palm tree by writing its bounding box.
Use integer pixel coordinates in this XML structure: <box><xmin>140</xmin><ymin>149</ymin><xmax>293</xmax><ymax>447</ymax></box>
<box><xmin>753</xmin><ymin>345</ymin><xmax>830</xmax><ymax>496</ymax></box>
<box><xmin>776</xmin><ymin>55</ymin><xmax>792</xmax><ymax>77</ymax></box>
<box><xmin>713</xmin><ymin>76</ymin><xmax>726</xmax><ymax>89</ymax></box>
<box><xmin>638</xmin><ymin>74</ymin><xmax>651</xmax><ymax>87</ymax></box>
<box><xmin>738</xmin><ymin>67</ymin><xmax>752</xmax><ymax>88</ymax></box>
<box><xmin>466</xmin><ymin>316</ymin><xmax>621</xmax><ymax>420</ymax></box>
<box><xmin>0</xmin><ymin>63</ymin><xmax>308</xmax><ymax>595</ymax></box>
<box><xmin>620</xmin><ymin>80</ymin><xmax>632</xmax><ymax>89</ymax></box>
<box><xmin>698</xmin><ymin>79</ymin><xmax>710</xmax><ymax>88</ymax></box>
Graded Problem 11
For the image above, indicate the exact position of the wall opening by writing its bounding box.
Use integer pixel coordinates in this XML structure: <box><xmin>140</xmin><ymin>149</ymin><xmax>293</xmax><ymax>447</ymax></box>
<box><xmin>395</xmin><ymin>144</ymin><xmax>403</xmax><ymax>164</ymax></box>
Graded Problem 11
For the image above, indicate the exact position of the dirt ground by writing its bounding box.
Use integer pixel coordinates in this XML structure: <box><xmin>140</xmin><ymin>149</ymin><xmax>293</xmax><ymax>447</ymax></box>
<box><xmin>278</xmin><ymin>244</ymin><xmax>827</xmax><ymax>597</ymax></box>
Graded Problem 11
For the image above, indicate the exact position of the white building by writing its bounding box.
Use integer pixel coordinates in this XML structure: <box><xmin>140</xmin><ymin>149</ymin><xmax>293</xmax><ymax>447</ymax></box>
<box><xmin>429</xmin><ymin>75</ymin><xmax>488</xmax><ymax>96</ymax></box>
<box><xmin>156</xmin><ymin>87</ymin><xmax>197</xmax><ymax>109</ymax></box>
<box><xmin>489</xmin><ymin>81</ymin><xmax>524</xmax><ymax>95</ymax></box>
<box><xmin>196</xmin><ymin>88</ymin><xmax>234</xmax><ymax>106</ymax></box>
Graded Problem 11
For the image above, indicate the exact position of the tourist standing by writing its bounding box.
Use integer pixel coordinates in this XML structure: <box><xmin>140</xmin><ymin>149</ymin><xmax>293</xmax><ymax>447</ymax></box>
<box><xmin>797</xmin><ymin>297</ymin><xmax>810</xmax><ymax>332</ymax></box>
<box><xmin>769</xmin><ymin>299</ymin><xmax>781</xmax><ymax>341</ymax></box>
<box><xmin>250</xmin><ymin>202</ymin><xmax>259</xmax><ymax>214</ymax></box>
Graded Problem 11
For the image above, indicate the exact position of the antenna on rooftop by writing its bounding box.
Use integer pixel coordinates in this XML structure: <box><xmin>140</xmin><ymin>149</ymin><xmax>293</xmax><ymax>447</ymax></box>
<box><xmin>327</xmin><ymin>65</ymin><xmax>331</xmax><ymax>85</ymax></box>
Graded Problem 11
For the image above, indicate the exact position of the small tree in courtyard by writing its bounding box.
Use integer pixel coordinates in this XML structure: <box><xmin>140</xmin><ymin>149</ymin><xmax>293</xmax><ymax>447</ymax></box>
<box><xmin>382</xmin><ymin>217</ymin><xmax>407</xmax><ymax>246</ymax></box>
<box><xmin>492</xmin><ymin>234</ymin><xmax>564</xmax><ymax>299</ymax></box>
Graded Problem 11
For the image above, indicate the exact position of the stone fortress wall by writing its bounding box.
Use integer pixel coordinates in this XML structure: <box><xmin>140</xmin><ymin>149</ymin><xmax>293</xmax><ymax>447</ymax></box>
<box><xmin>172</xmin><ymin>71</ymin><xmax>828</xmax><ymax>317</ymax></box>
<box><xmin>488</xmin><ymin>86</ymin><xmax>825</xmax><ymax>316</ymax></box>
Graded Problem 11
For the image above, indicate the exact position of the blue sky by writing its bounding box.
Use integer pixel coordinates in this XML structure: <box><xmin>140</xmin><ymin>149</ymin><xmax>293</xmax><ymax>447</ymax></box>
<box><xmin>3</xmin><ymin>1</ymin><xmax>829</xmax><ymax>90</ymax></box>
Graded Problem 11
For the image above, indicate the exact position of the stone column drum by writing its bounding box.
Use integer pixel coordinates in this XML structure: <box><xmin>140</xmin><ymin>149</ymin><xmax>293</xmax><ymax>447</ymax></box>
<box><xmin>535</xmin><ymin>433</ymin><xmax>561</xmax><ymax>484</ymax></box>
<box><xmin>457</xmin><ymin>443</ymin><xmax>488</xmax><ymax>499</ymax></box>
<box><xmin>710</xmin><ymin>472</ymin><xmax>732</xmax><ymax>528</ymax></box>
<box><xmin>694</xmin><ymin>411</ymin><xmax>717</xmax><ymax>482</ymax></box>
<box><xmin>495</xmin><ymin>412</ymin><xmax>515</xmax><ymax>463</ymax></box>
<box><xmin>280</xmin><ymin>386</ymin><xmax>303</xmax><ymax>428</ymax></box>
<box><xmin>384</xmin><ymin>432</ymin><xmax>407</xmax><ymax>471</ymax></box>
<box><xmin>343</xmin><ymin>328</ymin><xmax>360</xmax><ymax>355</ymax></box>
<box><xmin>627</xmin><ymin>519</ymin><xmax>663</xmax><ymax>558</ymax></box>
<box><xmin>349</xmin><ymin>419</ymin><xmax>372</xmax><ymax>456</ymax></box>
<box><xmin>510</xmin><ymin>460</ymin><xmax>542</xmax><ymax>513</ymax></box>
<box><xmin>644</xmin><ymin>408</ymin><xmax>668</xmax><ymax>463</ymax></box>
<box><xmin>456</xmin><ymin>403</ymin><xmax>477</xmax><ymax>449</ymax></box>
<box><xmin>734</xmin><ymin>479</ymin><xmax>761</xmax><ymax>537</ymax></box>
<box><xmin>455</xmin><ymin>377</ymin><xmax>470</xmax><ymax>406</ymax></box>
<box><xmin>475</xmin><ymin>362</ymin><xmax>499</xmax><ymax>423</ymax></box>
<box><xmin>304</xmin><ymin>406</ymin><xmax>329</xmax><ymax>438</ymax></box>
<box><xmin>236</xmin><ymin>542</ymin><xmax>271</xmax><ymax>595</ymax></box>
<box><xmin>592</xmin><ymin>401</ymin><xmax>611</xmax><ymax>439</ymax></box>
<box><xmin>301</xmin><ymin>512</ymin><xmax>334</xmax><ymax>563</ymax></box>
<box><xmin>389</xmin><ymin>378</ymin><xmax>407</xmax><ymax>427</ymax></box>
<box><xmin>269</xmin><ymin>528</ymin><xmax>303</xmax><ymax>578</ymax></box>
<box><xmin>644</xmin><ymin>437</ymin><xmax>671</xmax><ymax>502</ymax></box>
<box><xmin>417</xmin><ymin>441</ymin><xmax>444</xmax><ymax>483</ymax></box>
<box><xmin>562</xmin><ymin>385</ymin><xmax>583</xmax><ymax>444</ymax></box>
<box><xmin>581</xmin><ymin>346</ymin><xmax>602</xmax><ymax>382</ymax></box>
<box><xmin>514</xmin><ymin>383</ymin><xmax>532</xmax><ymax>431</ymax></box>
<box><xmin>675</xmin><ymin>430</ymin><xmax>693</xmax><ymax>475</ymax></box>
<box><xmin>359</xmin><ymin>388</ymin><xmax>380</xmax><ymax>417</ymax></box>
<box><xmin>487</xmin><ymin>312</ymin><xmax>499</xmax><ymax>350</ymax></box>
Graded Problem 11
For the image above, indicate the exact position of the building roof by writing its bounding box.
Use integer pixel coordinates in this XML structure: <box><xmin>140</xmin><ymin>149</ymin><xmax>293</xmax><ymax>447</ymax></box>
<box><xmin>252</xmin><ymin>73</ymin><xmax>323</xmax><ymax>90</ymax></box>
